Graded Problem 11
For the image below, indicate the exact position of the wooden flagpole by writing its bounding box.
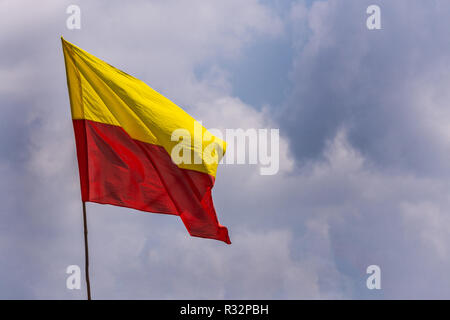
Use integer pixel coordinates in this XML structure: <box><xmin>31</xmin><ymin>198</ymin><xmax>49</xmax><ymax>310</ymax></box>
<box><xmin>82</xmin><ymin>202</ymin><xmax>92</xmax><ymax>300</ymax></box>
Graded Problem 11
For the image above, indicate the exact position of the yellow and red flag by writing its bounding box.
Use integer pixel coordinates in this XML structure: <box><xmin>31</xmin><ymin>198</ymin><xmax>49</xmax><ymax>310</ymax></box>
<box><xmin>62</xmin><ymin>38</ymin><xmax>230</xmax><ymax>244</ymax></box>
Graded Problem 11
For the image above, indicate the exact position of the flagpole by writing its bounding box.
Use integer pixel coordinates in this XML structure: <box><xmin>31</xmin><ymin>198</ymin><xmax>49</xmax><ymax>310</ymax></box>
<box><xmin>82</xmin><ymin>201</ymin><xmax>92</xmax><ymax>300</ymax></box>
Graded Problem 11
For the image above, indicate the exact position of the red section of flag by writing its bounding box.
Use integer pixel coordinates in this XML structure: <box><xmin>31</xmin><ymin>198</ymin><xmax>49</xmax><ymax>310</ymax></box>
<box><xmin>72</xmin><ymin>119</ymin><xmax>231</xmax><ymax>244</ymax></box>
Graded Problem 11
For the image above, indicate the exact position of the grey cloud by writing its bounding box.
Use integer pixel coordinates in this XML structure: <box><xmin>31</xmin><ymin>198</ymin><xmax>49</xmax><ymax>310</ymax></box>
<box><xmin>2</xmin><ymin>0</ymin><xmax>450</xmax><ymax>300</ymax></box>
<box><xmin>0</xmin><ymin>0</ymin><xmax>320</xmax><ymax>299</ymax></box>
<box><xmin>283</xmin><ymin>0</ymin><xmax>450</xmax><ymax>176</ymax></box>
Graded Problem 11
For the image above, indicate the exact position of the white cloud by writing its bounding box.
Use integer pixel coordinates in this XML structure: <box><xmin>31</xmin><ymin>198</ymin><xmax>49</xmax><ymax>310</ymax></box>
<box><xmin>3</xmin><ymin>0</ymin><xmax>450</xmax><ymax>299</ymax></box>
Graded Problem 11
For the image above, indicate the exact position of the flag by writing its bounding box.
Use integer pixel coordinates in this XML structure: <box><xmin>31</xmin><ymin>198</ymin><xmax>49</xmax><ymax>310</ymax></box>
<box><xmin>61</xmin><ymin>37</ymin><xmax>230</xmax><ymax>244</ymax></box>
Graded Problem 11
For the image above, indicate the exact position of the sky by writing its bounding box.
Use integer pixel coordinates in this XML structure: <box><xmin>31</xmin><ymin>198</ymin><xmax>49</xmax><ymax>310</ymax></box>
<box><xmin>1</xmin><ymin>0</ymin><xmax>450</xmax><ymax>299</ymax></box>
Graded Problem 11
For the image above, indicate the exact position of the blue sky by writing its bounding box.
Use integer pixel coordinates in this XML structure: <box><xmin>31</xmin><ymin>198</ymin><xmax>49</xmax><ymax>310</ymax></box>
<box><xmin>1</xmin><ymin>0</ymin><xmax>450</xmax><ymax>299</ymax></box>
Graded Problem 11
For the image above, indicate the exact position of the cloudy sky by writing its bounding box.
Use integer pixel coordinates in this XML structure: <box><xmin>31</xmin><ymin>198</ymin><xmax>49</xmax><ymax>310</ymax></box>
<box><xmin>1</xmin><ymin>0</ymin><xmax>450</xmax><ymax>299</ymax></box>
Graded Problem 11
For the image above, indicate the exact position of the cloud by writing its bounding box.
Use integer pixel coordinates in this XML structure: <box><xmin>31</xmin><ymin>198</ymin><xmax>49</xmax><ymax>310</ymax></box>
<box><xmin>283</xmin><ymin>0</ymin><xmax>450</xmax><ymax>176</ymax></box>
<box><xmin>278</xmin><ymin>0</ymin><xmax>450</xmax><ymax>298</ymax></box>
<box><xmin>0</xmin><ymin>0</ymin><xmax>317</xmax><ymax>299</ymax></box>
<box><xmin>2</xmin><ymin>0</ymin><xmax>450</xmax><ymax>300</ymax></box>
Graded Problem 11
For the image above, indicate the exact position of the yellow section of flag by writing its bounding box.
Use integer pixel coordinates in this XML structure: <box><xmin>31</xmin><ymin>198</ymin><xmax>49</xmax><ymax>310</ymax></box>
<box><xmin>62</xmin><ymin>37</ymin><xmax>225</xmax><ymax>177</ymax></box>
